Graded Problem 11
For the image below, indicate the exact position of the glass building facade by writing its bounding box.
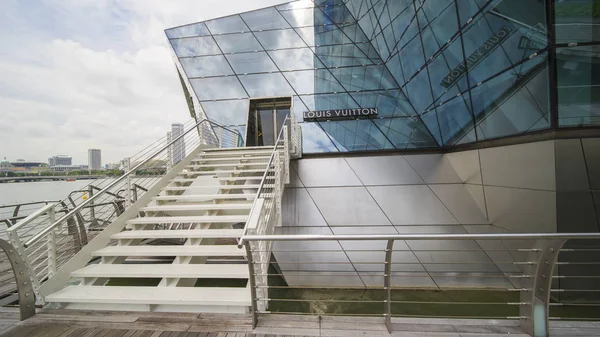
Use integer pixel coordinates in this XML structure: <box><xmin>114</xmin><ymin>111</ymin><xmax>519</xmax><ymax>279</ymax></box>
<box><xmin>166</xmin><ymin>0</ymin><xmax>600</xmax><ymax>153</ymax></box>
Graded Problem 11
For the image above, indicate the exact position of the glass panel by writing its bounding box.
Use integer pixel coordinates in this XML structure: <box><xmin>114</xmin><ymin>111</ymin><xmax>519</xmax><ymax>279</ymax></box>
<box><xmin>225</xmin><ymin>52</ymin><xmax>277</xmax><ymax>74</ymax></box>
<box><xmin>279</xmin><ymin>7</ymin><xmax>316</xmax><ymax>27</ymax></box>
<box><xmin>299</xmin><ymin>122</ymin><xmax>340</xmax><ymax>153</ymax></box>
<box><xmin>259</xmin><ymin>108</ymin><xmax>275</xmax><ymax>145</ymax></box>
<box><xmin>434</xmin><ymin>93</ymin><xmax>475</xmax><ymax>145</ymax></box>
<box><xmin>314</xmin><ymin>44</ymin><xmax>376</xmax><ymax>68</ymax></box>
<box><xmin>403</xmin><ymin>68</ymin><xmax>433</xmax><ymax>114</ymax></box>
<box><xmin>166</xmin><ymin>23</ymin><xmax>210</xmax><ymax>39</ymax></box>
<box><xmin>557</xmin><ymin>46</ymin><xmax>600</xmax><ymax>127</ymax></box>
<box><xmin>190</xmin><ymin>77</ymin><xmax>247</xmax><ymax>101</ymax></box>
<box><xmin>287</xmin><ymin>68</ymin><xmax>353</xmax><ymax>95</ymax></box>
<box><xmin>300</xmin><ymin>92</ymin><xmax>355</xmax><ymax>114</ymax></box>
<box><xmin>276</xmin><ymin>108</ymin><xmax>290</xmax><ymax>136</ymax></box>
<box><xmin>321</xmin><ymin>119</ymin><xmax>392</xmax><ymax>152</ymax></box>
<box><xmin>180</xmin><ymin>55</ymin><xmax>233</xmax><ymax>78</ymax></box>
<box><xmin>398</xmin><ymin>34</ymin><xmax>424</xmax><ymax>79</ymax></box>
<box><xmin>205</xmin><ymin>15</ymin><xmax>248</xmax><ymax>34</ymax></box>
<box><xmin>335</xmin><ymin>65</ymin><xmax>398</xmax><ymax>92</ymax></box>
<box><xmin>242</xmin><ymin>7</ymin><xmax>291</xmax><ymax>31</ymax></box>
<box><xmin>170</xmin><ymin>37</ymin><xmax>220</xmax><ymax>57</ymax></box>
<box><xmin>350</xmin><ymin>89</ymin><xmax>416</xmax><ymax>118</ymax></box>
<box><xmin>213</xmin><ymin>33</ymin><xmax>262</xmax><ymax>53</ymax></box>
<box><xmin>254</xmin><ymin>29</ymin><xmax>309</xmax><ymax>49</ymax></box>
<box><xmin>374</xmin><ymin>117</ymin><xmax>439</xmax><ymax>149</ymax></box>
<box><xmin>268</xmin><ymin>48</ymin><xmax>320</xmax><ymax>71</ymax></box>
<box><xmin>199</xmin><ymin>99</ymin><xmax>249</xmax><ymax>126</ymax></box>
<box><xmin>555</xmin><ymin>0</ymin><xmax>600</xmax><ymax>43</ymax></box>
<box><xmin>238</xmin><ymin>73</ymin><xmax>295</xmax><ymax>97</ymax></box>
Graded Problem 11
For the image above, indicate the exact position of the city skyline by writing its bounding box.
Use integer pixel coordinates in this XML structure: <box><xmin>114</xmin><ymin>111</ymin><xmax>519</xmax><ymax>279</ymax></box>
<box><xmin>0</xmin><ymin>0</ymin><xmax>288</xmax><ymax>165</ymax></box>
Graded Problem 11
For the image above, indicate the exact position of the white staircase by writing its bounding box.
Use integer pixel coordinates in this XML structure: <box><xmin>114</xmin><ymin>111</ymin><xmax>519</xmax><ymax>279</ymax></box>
<box><xmin>45</xmin><ymin>146</ymin><xmax>279</xmax><ymax>313</ymax></box>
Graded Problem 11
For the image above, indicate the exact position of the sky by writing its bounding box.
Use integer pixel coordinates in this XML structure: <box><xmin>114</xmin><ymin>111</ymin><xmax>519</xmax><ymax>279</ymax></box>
<box><xmin>0</xmin><ymin>0</ymin><xmax>288</xmax><ymax>165</ymax></box>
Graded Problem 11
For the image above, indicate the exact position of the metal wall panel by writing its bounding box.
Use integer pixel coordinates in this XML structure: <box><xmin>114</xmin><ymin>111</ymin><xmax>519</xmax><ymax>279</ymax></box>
<box><xmin>368</xmin><ymin>185</ymin><xmax>458</xmax><ymax>225</ymax></box>
<box><xmin>345</xmin><ymin>155</ymin><xmax>425</xmax><ymax>185</ymax></box>
<box><xmin>281</xmin><ymin>188</ymin><xmax>328</xmax><ymax>227</ymax></box>
<box><xmin>466</xmin><ymin>184</ymin><xmax>489</xmax><ymax>221</ymax></box>
<box><xmin>484</xmin><ymin>186</ymin><xmax>556</xmax><ymax>233</ymax></box>
<box><xmin>403</xmin><ymin>154</ymin><xmax>463</xmax><ymax>184</ymax></box>
<box><xmin>288</xmin><ymin>162</ymin><xmax>304</xmax><ymax>188</ymax></box>
<box><xmin>554</xmin><ymin>139</ymin><xmax>590</xmax><ymax>191</ymax></box>
<box><xmin>445</xmin><ymin>150</ymin><xmax>482</xmax><ymax>184</ymax></box>
<box><xmin>479</xmin><ymin>141</ymin><xmax>556</xmax><ymax>190</ymax></box>
<box><xmin>295</xmin><ymin>157</ymin><xmax>362</xmax><ymax>187</ymax></box>
<box><xmin>430</xmin><ymin>184</ymin><xmax>489</xmax><ymax>225</ymax></box>
<box><xmin>582</xmin><ymin>138</ymin><xmax>600</xmax><ymax>190</ymax></box>
<box><xmin>307</xmin><ymin>187</ymin><xmax>392</xmax><ymax>226</ymax></box>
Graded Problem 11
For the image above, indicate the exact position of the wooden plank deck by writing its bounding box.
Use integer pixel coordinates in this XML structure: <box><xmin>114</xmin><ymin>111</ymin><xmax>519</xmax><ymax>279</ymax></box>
<box><xmin>1</xmin><ymin>308</ymin><xmax>599</xmax><ymax>336</ymax></box>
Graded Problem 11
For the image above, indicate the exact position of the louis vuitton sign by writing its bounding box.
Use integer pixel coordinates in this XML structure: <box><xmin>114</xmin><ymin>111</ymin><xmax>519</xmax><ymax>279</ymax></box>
<box><xmin>303</xmin><ymin>108</ymin><xmax>378</xmax><ymax>122</ymax></box>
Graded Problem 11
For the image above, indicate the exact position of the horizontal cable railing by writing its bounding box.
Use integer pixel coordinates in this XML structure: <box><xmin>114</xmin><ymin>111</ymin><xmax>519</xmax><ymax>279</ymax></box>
<box><xmin>241</xmin><ymin>232</ymin><xmax>600</xmax><ymax>335</ymax></box>
<box><xmin>4</xmin><ymin>118</ymin><xmax>242</xmax><ymax>302</ymax></box>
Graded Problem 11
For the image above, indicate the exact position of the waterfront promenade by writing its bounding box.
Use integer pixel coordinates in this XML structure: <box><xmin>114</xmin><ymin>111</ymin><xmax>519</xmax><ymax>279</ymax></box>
<box><xmin>0</xmin><ymin>176</ymin><xmax>103</xmax><ymax>184</ymax></box>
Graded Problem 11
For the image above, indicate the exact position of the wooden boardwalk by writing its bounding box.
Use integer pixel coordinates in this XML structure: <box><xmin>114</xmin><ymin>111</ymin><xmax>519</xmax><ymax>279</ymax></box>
<box><xmin>0</xmin><ymin>308</ymin><xmax>599</xmax><ymax>336</ymax></box>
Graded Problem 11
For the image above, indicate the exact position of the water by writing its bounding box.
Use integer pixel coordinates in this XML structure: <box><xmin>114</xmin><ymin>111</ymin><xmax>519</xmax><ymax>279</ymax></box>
<box><xmin>0</xmin><ymin>180</ymin><xmax>91</xmax><ymax>206</ymax></box>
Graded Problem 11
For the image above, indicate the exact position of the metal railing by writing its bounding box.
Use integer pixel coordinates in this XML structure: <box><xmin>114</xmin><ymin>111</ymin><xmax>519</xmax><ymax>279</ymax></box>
<box><xmin>3</xmin><ymin>118</ymin><xmax>242</xmax><ymax>303</ymax></box>
<box><xmin>240</xmin><ymin>232</ymin><xmax>600</xmax><ymax>336</ymax></box>
<box><xmin>238</xmin><ymin>113</ymin><xmax>301</xmax><ymax>313</ymax></box>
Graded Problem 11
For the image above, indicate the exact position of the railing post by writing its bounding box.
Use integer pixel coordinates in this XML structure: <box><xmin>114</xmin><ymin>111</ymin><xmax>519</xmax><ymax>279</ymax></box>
<box><xmin>520</xmin><ymin>239</ymin><xmax>566</xmax><ymax>337</ymax></box>
<box><xmin>384</xmin><ymin>239</ymin><xmax>394</xmax><ymax>333</ymax></box>
<box><xmin>0</xmin><ymin>238</ymin><xmax>36</xmax><ymax>320</ymax></box>
<box><xmin>123</xmin><ymin>157</ymin><xmax>132</xmax><ymax>209</ymax></box>
<box><xmin>88</xmin><ymin>185</ymin><xmax>95</xmax><ymax>223</ymax></box>
<box><xmin>7</xmin><ymin>230</ymin><xmax>42</xmax><ymax>304</ymax></box>
<box><xmin>46</xmin><ymin>208</ymin><xmax>57</xmax><ymax>278</ymax></box>
<box><xmin>244</xmin><ymin>241</ymin><xmax>258</xmax><ymax>329</ymax></box>
<box><xmin>283</xmin><ymin>126</ymin><xmax>290</xmax><ymax>185</ymax></box>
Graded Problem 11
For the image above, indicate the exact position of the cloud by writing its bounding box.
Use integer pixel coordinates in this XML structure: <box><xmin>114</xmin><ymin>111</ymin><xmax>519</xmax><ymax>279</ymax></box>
<box><xmin>0</xmin><ymin>0</ymin><xmax>288</xmax><ymax>164</ymax></box>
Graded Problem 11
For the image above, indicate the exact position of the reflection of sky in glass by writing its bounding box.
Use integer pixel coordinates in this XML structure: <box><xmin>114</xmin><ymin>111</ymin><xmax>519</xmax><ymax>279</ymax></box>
<box><xmin>166</xmin><ymin>0</ymin><xmax>595</xmax><ymax>152</ymax></box>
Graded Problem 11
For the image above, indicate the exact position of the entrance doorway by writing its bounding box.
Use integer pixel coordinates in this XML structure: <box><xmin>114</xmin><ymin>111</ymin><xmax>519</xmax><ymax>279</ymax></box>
<box><xmin>246</xmin><ymin>97</ymin><xmax>292</xmax><ymax>147</ymax></box>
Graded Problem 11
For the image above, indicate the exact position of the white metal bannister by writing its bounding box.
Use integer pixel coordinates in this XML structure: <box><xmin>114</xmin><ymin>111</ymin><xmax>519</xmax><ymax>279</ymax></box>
<box><xmin>3</xmin><ymin>118</ymin><xmax>242</xmax><ymax>304</ymax></box>
<box><xmin>241</xmin><ymin>232</ymin><xmax>600</xmax><ymax>337</ymax></box>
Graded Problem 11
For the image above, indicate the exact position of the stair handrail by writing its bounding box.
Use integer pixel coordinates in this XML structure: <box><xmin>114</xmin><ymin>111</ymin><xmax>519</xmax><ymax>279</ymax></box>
<box><xmin>23</xmin><ymin>117</ymin><xmax>232</xmax><ymax>248</ymax></box>
<box><xmin>237</xmin><ymin>115</ymin><xmax>290</xmax><ymax>248</ymax></box>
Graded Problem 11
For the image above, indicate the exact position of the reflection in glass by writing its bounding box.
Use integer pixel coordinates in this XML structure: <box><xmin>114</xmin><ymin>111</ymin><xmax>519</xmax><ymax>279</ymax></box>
<box><xmin>190</xmin><ymin>77</ymin><xmax>247</xmax><ymax>101</ymax></box>
<box><xmin>225</xmin><ymin>52</ymin><xmax>278</xmax><ymax>74</ymax></box>
<box><xmin>254</xmin><ymin>29</ymin><xmax>309</xmax><ymax>49</ymax></box>
<box><xmin>239</xmin><ymin>73</ymin><xmax>295</xmax><ymax>97</ymax></box>
<box><xmin>557</xmin><ymin>46</ymin><xmax>600</xmax><ymax>127</ymax></box>
<box><xmin>166</xmin><ymin>23</ymin><xmax>210</xmax><ymax>38</ymax></box>
<box><xmin>205</xmin><ymin>15</ymin><xmax>248</xmax><ymax>34</ymax></box>
<box><xmin>214</xmin><ymin>33</ymin><xmax>262</xmax><ymax>53</ymax></box>
<box><xmin>242</xmin><ymin>7</ymin><xmax>291</xmax><ymax>31</ymax></box>
<box><xmin>180</xmin><ymin>55</ymin><xmax>233</xmax><ymax>78</ymax></box>
<box><xmin>170</xmin><ymin>37</ymin><xmax>221</xmax><ymax>57</ymax></box>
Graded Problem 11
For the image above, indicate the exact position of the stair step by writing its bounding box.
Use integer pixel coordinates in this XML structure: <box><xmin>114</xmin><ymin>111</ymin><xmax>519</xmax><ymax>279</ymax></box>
<box><xmin>203</xmin><ymin>146</ymin><xmax>274</xmax><ymax>152</ymax></box>
<box><xmin>153</xmin><ymin>194</ymin><xmax>256</xmax><ymax>202</ymax></box>
<box><xmin>140</xmin><ymin>204</ymin><xmax>252</xmax><ymax>212</ymax></box>
<box><xmin>111</xmin><ymin>229</ymin><xmax>243</xmax><ymax>240</ymax></box>
<box><xmin>191</xmin><ymin>156</ymin><xmax>271</xmax><ymax>163</ymax></box>
<box><xmin>163</xmin><ymin>185</ymin><xmax>268</xmax><ymax>191</ymax></box>
<box><xmin>72</xmin><ymin>264</ymin><xmax>248</xmax><ymax>279</ymax></box>
<box><xmin>92</xmin><ymin>245</ymin><xmax>246</xmax><ymax>257</ymax></box>
<box><xmin>46</xmin><ymin>286</ymin><xmax>251</xmax><ymax>307</ymax></box>
<box><xmin>126</xmin><ymin>215</ymin><xmax>247</xmax><ymax>225</ymax></box>
<box><xmin>179</xmin><ymin>169</ymin><xmax>270</xmax><ymax>176</ymax></box>
<box><xmin>199</xmin><ymin>149</ymin><xmax>275</xmax><ymax>157</ymax></box>
<box><xmin>186</xmin><ymin>163</ymin><xmax>268</xmax><ymax>169</ymax></box>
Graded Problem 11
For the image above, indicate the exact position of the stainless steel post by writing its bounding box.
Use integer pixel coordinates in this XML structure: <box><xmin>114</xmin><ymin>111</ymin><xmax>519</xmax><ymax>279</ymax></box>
<box><xmin>384</xmin><ymin>239</ymin><xmax>394</xmax><ymax>333</ymax></box>
<box><xmin>244</xmin><ymin>241</ymin><xmax>259</xmax><ymax>329</ymax></box>
<box><xmin>0</xmin><ymin>238</ymin><xmax>36</xmax><ymax>320</ymax></box>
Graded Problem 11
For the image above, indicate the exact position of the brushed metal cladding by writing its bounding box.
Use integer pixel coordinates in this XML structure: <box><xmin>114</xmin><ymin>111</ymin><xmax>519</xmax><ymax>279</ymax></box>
<box><xmin>557</xmin><ymin>191</ymin><xmax>600</xmax><ymax>232</ymax></box>
<box><xmin>283</xmin><ymin>272</ymin><xmax>365</xmax><ymax>288</ymax></box>
<box><xmin>344</xmin><ymin>155</ymin><xmax>425</xmax><ymax>185</ymax></box>
<box><xmin>400</xmin><ymin>225</ymin><xmax>481</xmax><ymax>252</ymax></box>
<box><xmin>294</xmin><ymin>157</ymin><xmax>362</xmax><ymax>187</ymax></box>
<box><xmin>403</xmin><ymin>154</ymin><xmax>463</xmax><ymax>184</ymax></box>
<box><xmin>368</xmin><ymin>185</ymin><xmax>458</xmax><ymax>225</ymax></box>
<box><xmin>479</xmin><ymin>140</ymin><xmax>556</xmax><ymax>190</ymax></box>
<box><xmin>330</xmin><ymin>226</ymin><xmax>422</xmax><ymax>273</ymax></box>
<box><xmin>281</xmin><ymin>188</ymin><xmax>328</xmax><ymax>227</ymax></box>
<box><xmin>307</xmin><ymin>187</ymin><xmax>392</xmax><ymax>226</ymax></box>
<box><xmin>466</xmin><ymin>184</ymin><xmax>488</xmax><ymax>220</ymax></box>
<box><xmin>274</xmin><ymin>226</ymin><xmax>355</xmax><ymax>273</ymax></box>
<box><xmin>484</xmin><ymin>186</ymin><xmax>556</xmax><ymax>233</ymax></box>
<box><xmin>430</xmin><ymin>184</ymin><xmax>489</xmax><ymax>225</ymax></box>
<box><xmin>582</xmin><ymin>138</ymin><xmax>600</xmax><ymax>190</ymax></box>
<box><xmin>433</xmin><ymin>273</ymin><xmax>513</xmax><ymax>289</ymax></box>
<box><xmin>445</xmin><ymin>150</ymin><xmax>482</xmax><ymax>184</ymax></box>
<box><xmin>554</xmin><ymin>139</ymin><xmax>590</xmax><ymax>191</ymax></box>
<box><xmin>288</xmin><ymin>161</ymin><xmax>304</xmax><ymax>188</ymax></box>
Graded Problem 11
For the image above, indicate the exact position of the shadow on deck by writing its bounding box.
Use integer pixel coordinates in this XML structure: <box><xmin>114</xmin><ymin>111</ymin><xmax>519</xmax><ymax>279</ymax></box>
<box><xmin>1</xmin><ymin>308</ymin><xmax>599</xmax><ymax>337</ymax></box>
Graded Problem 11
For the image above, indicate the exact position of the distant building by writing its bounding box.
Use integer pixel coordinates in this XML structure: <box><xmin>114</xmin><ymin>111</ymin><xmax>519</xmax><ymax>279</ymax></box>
<box><xmin>171</xmin><ymin>123</ymin><xmax>185</xmax><ymax>164</ymax></box>
<box><xmin>0</xmin><ymin>158</ymin><xmax>12</xmax><ymax>172</ymax></box>
<box><xmin>88</xmin><ymin>149</ymin><xmax>102</xmax><ymax>170</ymax></box>
<box><xmin>51</xmin><ymin>165</ymin><xmax>88</xmax><ymax>172</ymax></box>
<box><xmin>48</xmin><ymin>155</ymin><xmax>72</xmax><ymax>167</ymax></box>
